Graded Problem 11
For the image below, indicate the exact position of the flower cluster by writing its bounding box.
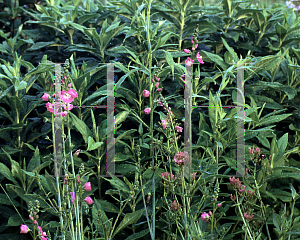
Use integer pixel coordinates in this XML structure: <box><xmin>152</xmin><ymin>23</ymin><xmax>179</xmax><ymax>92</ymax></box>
<box><xmin>243</xmin><ymin>212</ymin><xmax>254</xmax><ymax>222</ymax></box>
<box><xmin>286</xmin><ymin>1</ymin><xmax>300</xmax><ymax>10</ymax></box>
<box><xmin>152</xmin><ymin>75</ymin><xmax>162</xmax><ymax>92</ymax></box>
<box><xmin>20</xmin><ymin>200</ymin><xmax>48</xmax><ymax>239</ymax></box>
<box><xmin>170</xmin><ymin>200</ymin><xmax>181</xmax><ymax>212</ymax></box>
<box><xmin>42</xmin><ymin>60</ymin><xmax>78</xmax><ymax>118</ymax></box>
<box><xmin>69</xmin><ymin>182</ymin><xmax>93</xmax><ymax>206</ymax></box>
<box><xmin>174</xmin><ymin>151</ymin><xmax>190</xmax><ymax>167</ymax></box>
<box><xmin>184</xmin><ymin>36</ymin><xmax>204</xmax><ymax>66</ymax></box>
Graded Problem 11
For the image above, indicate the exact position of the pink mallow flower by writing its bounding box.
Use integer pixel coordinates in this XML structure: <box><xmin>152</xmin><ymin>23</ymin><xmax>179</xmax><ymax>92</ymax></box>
<box><xmin>42</xmin><ymin>93</ymin><xmax>50</xmax><ymax>101</ymax></box>
<box><xmin>175</xmin><ymin>126</ymin><xmax>183</xmax><ymax>133</ymax></box>
<box><xmin>85</xmin><ymin>196</ymin><xmax>93</xmax><ymax>205</ymax></box>
<box><xmin>157</xmin><ymin>88</ymin><xmax>162</xmax><ymax>92</ymax></box>
<box><xmin>38</xmin><ymin>226</ymin><xmax>47</xmax><ymax>238</ymax></box>
<box><xmin>185</xmin><ymin>57</ymin><xmax>194</xmax><ymax>66</ymax></box>
<box><xmin>184</xmin><ymin>49</ymin><xmax>190</xmax><ymax>53</ymax></box>
<box><xmin>155</xmin><ymin>82</ymin><xmax>159</xmax><ymax>88</ymax></box>
<box><xmin>46</xmin><ymin>102</ymin><xmax>54</xmax><ymax>113</ymax></box>
<box><xmin>70</xmin><ymin>192</ymin><xmax>75</xmax><ymax>205</ymax></box>
<box><xmin>60</xmin><ymin>89</ymin><xmax>75</xmax><ymax>103</ymax></box>
<box><xmin>84</xmin><ymin>182</ymin><xmax>92</xmax><ymax>191</ymax></box>
<box><xmin>217</xmin><ymin>203</ymin><xmax>222</xmax><ymax>208</ymax></box>
<box><xmin>143</xmin><ymin>90</ymin><xmax>150</xmax><ymax>97</ymax></box>
<box><xmin>162</xmin><ymin>119</ymin><xmax>167</xmax><ymax>129</ymax></box>
<box><xmin>201</xmin><ymin>212</ymin><xmax>210</xmax><ymax>222</ymax></box>
<box><xmin>20</xmin><ymin>224</ymin><xmax>30</xmax><ymax>233</ymax></box>
<box><xmin>196</xmin><ymin>52</ymin><xmax>204</xmax><ymax>64</ymax></box>
<box><xmin>144</xmin><ymin>108</ymin><xmax>151</xmax><ymax>114</ymax></box>
<box><xmin>174</xmin><ymin>151</ymin><xmax>189</xmax><ymax>166</ymax></box>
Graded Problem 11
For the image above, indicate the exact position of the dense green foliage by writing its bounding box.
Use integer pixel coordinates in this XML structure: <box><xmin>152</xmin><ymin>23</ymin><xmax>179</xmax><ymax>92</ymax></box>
<box><xmin>0</xmin><ymin>0</ymin><xmax>300</xmax><ymax>239</ymax></box>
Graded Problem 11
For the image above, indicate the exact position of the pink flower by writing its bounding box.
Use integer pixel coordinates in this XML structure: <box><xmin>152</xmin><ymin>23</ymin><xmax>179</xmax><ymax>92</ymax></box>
<box><xmin>38</xmin><ymin>226</ymin><xmax>47</xmax><ymax>237</ymax></box>
<box><xmin>195</xmin><ymin>44</ymin><xmax>198</xmax><ymax>49</ymax></box>
<box><xmin>70</xmin><ymin>192</ymin><xmax>75</xmax><ymax>205</ymax></box>
<box><xmin>184</xmin><ymin>49</ymin><xmax>190</xmax><ymax>53</ymax></box>
<box><xmin>191</xmin><ymin>39</ymin><xmax>194</xmax><ymax>44</ymax></box>
<box><xmin>68</xmin><ymin>88</ymin><xmax>78</xmax><ymax>99</ymax></box>
<box><xmin>85</xmin><ymin>196</ymin><xmax>93</xmax><ymax>205</ymax></box>
<box><xmin>162</xmin><ymin>119</ymin><xmax>167</xmax><ymax>129</ymax></box>
<box><xmin>20</xmin><ymin>224</ymin><xmax>30</xmax><ymax>233</ymax></box>
<box><xmin>144</xmin><ymin>108</ymin><xmax>151</xmax><ymax>114</ymax></box>
<box><xmin>212</xmin><ymin>198</ymin><xmax>217</xmax><ymax>202</ymax></box>
<box><xmin>143</xmin><ymin>90</ymin><xmax>150</xmax><ymax>97</ymax></box>
<box><xmin>191</xmin><ymin>172</ymin><xmax>196</xmax><ymax>181</ymax></box>
<box><xmin>61</xmin><ymin>79</ymin><xmax>65</xmax><ymax>84</ymax></box>
<box><xmin>30</xmin><ymin>215</ymin><xmax>34</xmax><ymax>220</ymax></box>
<box><xmin>68</xmin><ymin>83</ymin><xmax>72</xmax><ymax>88</ymax></box>
<box><xmin>196</xmin><ymin>52</ymin><xmax>204</xmax><ymax>64</ymax></box>
<box><xmin>42</xmin><ymin>93</ymin><xmax>50</xmax><ymax>101</ymax></box>
<box><xmin>201</xmin><ymin>212</ymin><xmax>210</xmax><ymax>222</ymax></box>
<box><xmin>170</xmin><ymin>200</ymin><xmax>181</xmax><ymax>212</ymax></box>
<box><xmin>217</xmin><ymin>203</ymin><xmax>222</xmax><ymax>208</ymax></box>
<box><xmin>243</xmin><ymin>212</ymin><xmax>254</xmax><ymax>221</ymax></box>
<box><xmin>174</xmin><ymin>151</ymin><xmax>189</xmax><ymax>166</ymax></box>
<box><xmin>54</xmin><ymin>111</ymin><xmax>68</xmax><ymax>118</ymax></box>
<box><xmin>84</xmin><ymin>182</ymin><xmax>92</xmax><ymax>191</ymax></box>
<box><xmin>209</xmin><ymin>211</ymin><xmax>212</xmax><ymax>216</ymax></box>
<box><xmin>152</xmin><ymin>76</ymin><xmax>155</xmax><ymax>83</ymax></box>
<box><xmin>46</xmin><ymin>102</ymin><xmax>54</xmax><ymax>113</ymax></box>
<box><xmin>33</xmin><ymin>220</ymin><xmax>37</xmax><ymax>225</ymax></box>
<box><xmin>156</xmin><ymin>77</ymin><xmax>160</xmax><ymax>81</ymax></box>
<box><xmin>77</xmin><ymin>175</ymin><xmax>81</xmax><ymax>184</ymax></box>
<box><xmin>60</xmin><ymin>90</ymin><xmax>75</xmax><ymax>103</ymax></box>
<box><xmin>192</xmin><ymin>47</ymin><xmax>195</xmax><ymax>51</ymax></box>
<box><xmin>62</xmin><ymin>103</ymin><xmax>73</xmax><ymax>111</ymax></box>
<box><xmin>230</xmin><ymin>194</ymin><xmax>236</xmax><ymax>201</ymax></box>
<box><xmin>161</xmin><ymin>172</ymin><xmax>177</xmax><ymax>182</ymax></box>
<box><xmin>181</xmin><ymin>74</ymin><xmax>185</xmax><ymax>81</ymax></box>
<box><xmin>185</xmin><ymin>57</ymin><xmax>194</xmax><ymax>66</ymax></box>
<box><xmin>175</xmin><ymin>126</ymin><xmax>183</xmax><ymax>133</ymax></box>
<box><xmin>155</xmin><ymin>82</ymin><xmax>159</xmax><ymax>88</ymax></box>
<box><xmin>157</xmin><ymin>88</ymin><xmax>162</xmax><ymax>92</ymax></box>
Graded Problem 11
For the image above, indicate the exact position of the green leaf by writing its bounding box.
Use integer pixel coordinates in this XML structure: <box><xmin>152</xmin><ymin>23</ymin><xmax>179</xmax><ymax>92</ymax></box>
<box><xmin>165</xmin><ymin>51</ymin><xmax>175</xmax><ymax>81</ymax></box>
<box><xmin>10</xmin><ymin>159</ymin><xmax>24</xmax><ymax>187</ymax></box>
<box><xmin>256</xmin><ymin>134</ymin><xmax>270</xmax><ymax>149</ymax></box>
<box><xmin>0</xmin><ymin>154</ymin><xmax>18</xmax><ymax>185</ymax></box>
<box><xmin>14</xmin><ymin>78</ymin><xmax>27</xmax><ymax>92</ymax></box>
<box><xmin>115</xmin><ymin>111</ymin><xmax>129</xmax><ymax>126</ymax></box>
<box><xmin>259</xmin><ymin>114</ymin><xmax>292</xmax><ymax>126</ymax></box>
<box><xmin>275</xmin><ymin>22</ymin><xmax>287</xmax><ymax>40</ymax></box>
<box><xmin>69</xmin><ymin>112</ymin><xmax>93</xmax><ymax>143</ymax></box>
<box><xmin>138</xmin><ymin>122</ymin><xmax>143</xmax><ymax>136</ymax></box>
<box><xmin>200</xmin><ymin>50</ymin><xmax>229</xmax><ymax>71</ymax></box>
<box><xmin>7</xmin><ymin>214</ymin><xmax>22</xmax><ymax>226</ymax></box>
<box><xmin>112</xmin><ymin>208</ymin><xmax>145</xmax><ymax>238</ymax></box>
<box><xmin>87</xmin><ymin>136</ymin><xmax>103</xmax><ymax>151</ymax></box>
<box><xmin>277</xmin><ymin>133</ymin><xmax>288</xmax><ymax>155</ymax></box>
<box><xmin>124</xmin><ymin>229</ymin><xmax>150</xmax><ymax>240</ymax></box>
<box><xmin>221</xmin><ymin>37</ymin><xmax>238</xmax><ymax>63</ymax></box>
<box><xmin>98</xmin><ymin>200</ymin><xmax>119</xmax><ymax>213</ymax></box>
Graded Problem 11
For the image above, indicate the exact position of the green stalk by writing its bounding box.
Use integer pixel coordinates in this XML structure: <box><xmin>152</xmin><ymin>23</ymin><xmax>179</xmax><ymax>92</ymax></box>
<box><xmin>52</xmin><ymin>112</ymin><xmax>65</xmax><ymax>240</ymax></box>
<box><xmin>67</xmin><ymin>112</ymin><xmax>82</xmax><ymax>240</ymax></box>
<box><xmin>145</xmin><ymin>0</ymin><xmax>155</xmax><ymax>239</ymax></box>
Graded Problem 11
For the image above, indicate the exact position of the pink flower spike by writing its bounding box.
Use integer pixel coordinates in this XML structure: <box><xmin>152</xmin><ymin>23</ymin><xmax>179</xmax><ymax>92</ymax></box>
<box><xmin>70</xmin><ymin>192</ymin><xmax>75</xmax><ymax>205</ymax></box>
<box><xmin>196</xmin><ymin>52</ymin><xmax>204</xmax><ymax>64</ymax></box>
<box><xmin>85</xmin><ymin>196</ymin><xmax>93</xmax><ymax>205</ymax></box>
<box><xmin>143</xmin><ymin>90</ymin><xmax>150</xmax><ymax>97</ymax></box>
<box><xmin>20</xmin><ymin>224</ymin><xmax>30</xmax><ymax>233</ymax></box>
<box><xmin>184</xmin><ymin>49</ymin><xmax>190</xmax><ymax>53</ymax></box>
<box><xmin>84</xmin><ymin>182</ymin><xmax>92</xmax><ymax>191</ymax></box>
<box><xmin>144</xmin><ymin>108</ymin><xmax>151</xmax><ymax>114</ymax></box>
<box><xmin>42</xmin><ymin>93</ymin><xmax>50</xmax><ymax>101</ymax></box>
<box><xmin>162</xmin><ymin>120</ymin><xmax>167</xmax><ymax>129</ymax></box>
